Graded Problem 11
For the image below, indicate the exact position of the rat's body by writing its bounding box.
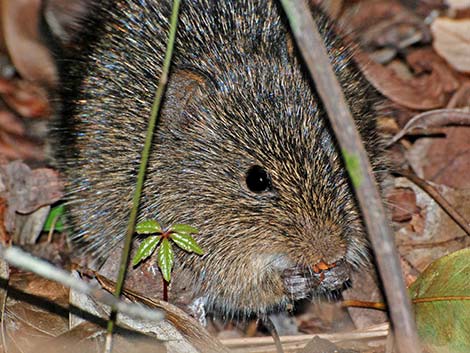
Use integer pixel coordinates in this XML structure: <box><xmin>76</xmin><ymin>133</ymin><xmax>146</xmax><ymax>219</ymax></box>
<box><xmin>46</xmin><ymin>0</ymin><xmax>382</xmax><ymax>317</ymax></box>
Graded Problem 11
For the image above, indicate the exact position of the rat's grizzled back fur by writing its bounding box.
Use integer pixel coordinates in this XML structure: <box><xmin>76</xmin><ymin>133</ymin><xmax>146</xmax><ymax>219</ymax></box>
<box><xmin>46</xmin><ymin>0</ymin><xmax>382</xmax><ymax>317</ymax></box>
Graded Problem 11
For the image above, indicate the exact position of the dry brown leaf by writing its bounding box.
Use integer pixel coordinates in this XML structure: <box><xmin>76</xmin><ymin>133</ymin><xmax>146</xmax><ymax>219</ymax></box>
<box><xmin>0</xmin><ymin>78</ymin><xmax>50</xmax><ymax>119</ymax></box>
<box><xmin>2</xmin><ymin>161</ymin><xmax>63</xmax><ymax>213</ymax></box>
<box><xmin>3</xmin><ymin>272</ymin><xmax>69</xmax><ymax>353</ymax></box>
<box><xmin>448</xmin><ymin>81</ymin><xmax>470</xmax><ymax>108</ymax></box>
<box><xmin>394</xmin><ymin>178</ymin><xmax>470</xmax><ymax>273</ymax></box>
<box><xmin>0</xmin><ymin>160</ymin><xmax>63</xmax><ymax>232</ymax></box>
<box><xmin>342</xmin><ymin>0</ymin><xmax>431</xmax><ymax>50</ymax></box>
<box><xmin>0</xmin><ymin>77</ymin><xmax>50</xmax><ymax>161</ymax></box>
<box><xmin>386</xmin><ymin>187</ymin><xmax>419</xmax><ymax>222</ymax></box>
<box><xmin>406</xmin><ymin>127</ymin><xmax>470</xmax><ymax>189</ymax></box>
<box><xmin>388</xmin><ymin>108</ymin><xmax>470</xmax><ymax>146</ymax></box>
<box><xmin>3</xmin><ymin>272</ymin><xmax>167</xmax><ymax>353</ymax></box>
<box><xmin>0</xmin><ymin>131</ymin><xmax>44</xmax><ymax>160</ymax></box>
<box><xmin>0</xmin><ymin>110</ymin><xmax>25</xmax><ymax>135</ymax></box>
<box><xmin>356</xmin><ymin>49</ymin><xmax>458</xmax><ymax>110</ymax></box>
<box><xmin>432</xmin><ymin>17</ymin><xmax>470</xmax><ymax>73</ymax></box>
<box><xmin>1</xmin><ymin>0</ymin><xmax>57</xmax><ymax>85</ymax></box>
<box><xmin>46</xmin><ymin>322</ymin><xmax>166</xmax><ymax>353</ymax></box>
<box><xmin>446</xmin><ymin>0</ymin><xmax>470</xmax><ymax>10</ymax></box>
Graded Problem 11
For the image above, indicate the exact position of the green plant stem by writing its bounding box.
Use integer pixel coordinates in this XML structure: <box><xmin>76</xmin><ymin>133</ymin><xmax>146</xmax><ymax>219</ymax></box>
<box><xmin>106</xmin><ymin>0</ymin><xmax>181</xmax><ymax>345</ymax></box>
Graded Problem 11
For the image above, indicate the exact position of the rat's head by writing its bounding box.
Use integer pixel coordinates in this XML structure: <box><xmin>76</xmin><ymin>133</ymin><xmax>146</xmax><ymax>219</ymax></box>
<box><xmin>148</xmin><ymin>52</ymin><xmax>379</xmax><ymax>317</ymax></box>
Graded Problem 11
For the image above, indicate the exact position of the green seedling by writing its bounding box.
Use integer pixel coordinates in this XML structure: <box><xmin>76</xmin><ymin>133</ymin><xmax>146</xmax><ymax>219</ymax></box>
<box><xmin>133</xmin><ymin>220</ymin><xmax>203</xmax><ymax>282</ymax></box>
<box><xmin>43</xmin><ymin>204</ymin><xmax>66</xmax><ymax>232</ymax></box>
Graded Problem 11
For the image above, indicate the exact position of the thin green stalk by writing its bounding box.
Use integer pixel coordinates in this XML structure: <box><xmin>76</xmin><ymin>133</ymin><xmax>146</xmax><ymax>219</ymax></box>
<box><xmin>105</xmin><ymin>0</ymin><xmax>181</xmax><ymax>348</ymax></box>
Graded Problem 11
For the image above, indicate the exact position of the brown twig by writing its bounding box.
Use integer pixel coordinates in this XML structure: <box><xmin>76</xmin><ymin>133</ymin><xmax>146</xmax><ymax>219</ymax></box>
<box><xmin>387</xmin><ymin>108</ymin><xmax>470</xmax><ymax>146</ymax></box>
<box><xmin>396</xmin><ymin>169</ymin><xmax>470</xmax><ymax>237</ymax></box>
<box><xmin>399</xmin><ymin>127</ymin><xmax>446</xmax><ymax>137</ymax></box>
<box><xmin>342</xmin><ymin>299</ymin><xmax>387</xmax><ymax>311</ymax></box>
<box><xmin>221</xmin><ymin>323</ymin><xmax>389</xmax><ymax>352</ymax></box>
<box><xmin>279</xmin><ymin>2</ymin><xmax>421</xmax><ymax>352</ymax></box>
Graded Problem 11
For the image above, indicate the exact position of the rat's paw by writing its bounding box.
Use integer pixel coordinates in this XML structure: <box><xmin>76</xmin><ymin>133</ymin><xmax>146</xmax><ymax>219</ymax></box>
<box><xmin>282</xmin><ymin>260</ymin><xmax>351</xmax><ymax>300</ymax></box>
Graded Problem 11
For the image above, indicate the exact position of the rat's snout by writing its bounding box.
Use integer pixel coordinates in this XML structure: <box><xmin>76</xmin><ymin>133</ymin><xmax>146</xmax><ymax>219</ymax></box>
<box><xmin>296</xmin><ymin>213</ymin><xmax>349</xmax><ymax>266</ymax></box>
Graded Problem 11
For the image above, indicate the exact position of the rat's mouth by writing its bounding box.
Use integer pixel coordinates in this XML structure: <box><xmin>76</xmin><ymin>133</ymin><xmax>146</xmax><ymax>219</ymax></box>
<box><xmin>281</xmin><ymin>260</ymin><xmax>351</xmax><ymax>300</ymax></box>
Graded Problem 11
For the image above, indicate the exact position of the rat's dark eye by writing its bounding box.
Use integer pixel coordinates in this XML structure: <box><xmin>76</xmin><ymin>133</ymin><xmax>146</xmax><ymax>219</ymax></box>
<box><xmin>246</xmin><ymin>165</ymin><xmax>272</xmax><ymax>193</ymax></box>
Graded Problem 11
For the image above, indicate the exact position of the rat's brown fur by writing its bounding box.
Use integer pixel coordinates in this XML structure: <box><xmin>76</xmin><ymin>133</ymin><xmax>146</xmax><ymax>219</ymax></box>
<box><xmin>47</xmin><ymin>0</ymin><xmax>383</xmax><ymax>317</ymax></box>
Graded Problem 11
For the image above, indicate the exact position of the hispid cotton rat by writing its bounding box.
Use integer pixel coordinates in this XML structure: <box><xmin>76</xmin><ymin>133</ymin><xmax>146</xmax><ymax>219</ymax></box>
<box><xmin>44</xmin><ymin>0</ymin><xmax>383</xmax><ymax>317</ymax></box>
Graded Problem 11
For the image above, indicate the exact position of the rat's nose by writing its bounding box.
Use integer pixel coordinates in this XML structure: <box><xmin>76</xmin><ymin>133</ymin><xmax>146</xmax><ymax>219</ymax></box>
<box><xmin>296</xmin><ymin>212</ymin><xmax>349</xmax><ymax>264</ymax></box>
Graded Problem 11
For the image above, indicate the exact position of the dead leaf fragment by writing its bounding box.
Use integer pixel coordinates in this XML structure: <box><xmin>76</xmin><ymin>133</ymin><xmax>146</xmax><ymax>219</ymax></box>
<box><xmin>387</xmin><ymin>187</ymin><xmax>419</xmax><ymax>222</ymax></box>
<box><xmin>0</xmin><ymin>78</ymin><xmax>51</xmax><ymax>119</ymax></box>
<box><xmin>432</xmin><ymin>17</ymin><xmax>470</xmax><ymax>73</ymax></box>
<box><xmin>395</xmin><ymin>178</ymin><xmax>470</xmax><ymax>272</ymax></box>
<box><xmin>446</xmin><ymin>0</ymin><xmax>470</xmax><ymax>10</ymax></box>
<box><xmin>406</xmin><ymin>127</ymin><xmax>470</xmax><ymax>189</ymax></box>
<box><xmin>0</xmin><ymin>160</ymin><xmax>63</xmax><ymax>232</ymax></box>
<box><xmin>356</xmin><ymin>49</ymin><xmax>458</xmax><ymax>110</ymax></box>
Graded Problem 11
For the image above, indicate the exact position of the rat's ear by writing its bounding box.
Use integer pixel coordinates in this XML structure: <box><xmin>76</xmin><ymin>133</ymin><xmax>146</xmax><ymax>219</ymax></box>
<box><xmin>160</xmin><ymin>69</ymin><xmax>215</xmax><ymax>130</ymax></box>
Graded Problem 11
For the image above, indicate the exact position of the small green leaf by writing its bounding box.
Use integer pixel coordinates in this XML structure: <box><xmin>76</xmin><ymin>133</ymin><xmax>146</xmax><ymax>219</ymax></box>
<box><xmin>157</xmin><ymin>238</ymin><xmax>174</xmax><ymax>282</ymax></box>
<box><xmin>170</xmin><ymin>224</ymin><xmax>199</xmax><ymax>235</ymax></box>
<box><xmin>136</xmin><ymin>219</ymin><xmax>162</xmax><ymax>234</ymax></box>
<box><xmin>170</xmin><ymin>232</ymin><xmax>204</xmax><ymax>255</ymax></box>
<box><xmin>132</xmin><ymin>236</ymin><xmax>161</xmax><ymax>266</ymax></box>
<box><xmin>43</xmin><ymin>205</ymin><xmax>66</xmax><ymax>232</ymax></box>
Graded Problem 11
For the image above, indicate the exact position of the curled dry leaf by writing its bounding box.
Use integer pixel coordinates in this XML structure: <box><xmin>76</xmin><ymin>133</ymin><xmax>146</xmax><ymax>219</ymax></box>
<box><xmin>0</xmin><ymin>160</ymin><xmax>63</xmax><ymax>232</ymax></box>
<box><xmin>4</xmin><ymin>271</ymin><xmax>168</xmax><ymax>353</ymax></box>
<box><xmin>432</xmin><ymin>17</ymin><xmax>470</xmax><ymax>73</ymax></box>
<box><xmin>356</xmin><ymin>48</ymin><xmax>459</xmax><ymax>110</ymax></box>
<box><xmin>341</xmin><ymin>0</ymin><xmax>431</xmax><ymax>50</ymax></box>
<box><xmin>388</xmin><ymin>108</ymin><xmax>470</xmax><ymax>146</ymax></box>
<box><xmin>1</xmin><ymin>0</ymin><xmax>57</xmax><ymax>85</ymax></box>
